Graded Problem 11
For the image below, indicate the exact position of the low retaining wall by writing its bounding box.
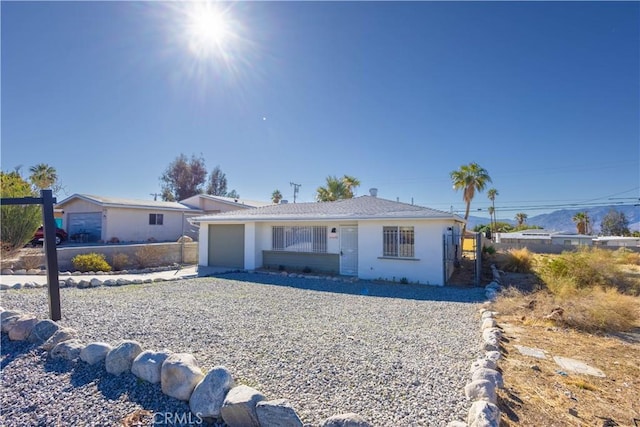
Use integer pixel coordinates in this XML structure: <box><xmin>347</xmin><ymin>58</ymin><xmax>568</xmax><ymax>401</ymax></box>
<box><xmin>56</xmin><ymin>242</ymin><xmax>198</xmax><ymax>271</ymax></box>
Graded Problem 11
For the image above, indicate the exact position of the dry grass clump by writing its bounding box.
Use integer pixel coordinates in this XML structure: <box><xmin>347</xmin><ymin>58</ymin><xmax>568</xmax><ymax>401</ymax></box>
<box><xmin>20</xmin><ymin>254</ymin><xmax>44</xmax><ymax>270</ymax></box>
<box><xmin>111</xmin><ymin>253</ymin><xmax>130</xmax><ymax>271</ymax></box>
<box><xmin>538</xmin><ymin>247</ymin><xmax>638</xmax><ymax>295</ymax></box>
<box><xmin>135</xmin><ymin>245</ymin><xmax>168</xmax><ymax>268</ymax></box>
<box><xmin>498</xmin><ymin>248</ymin><xmax>535</xmax><ymax>273</ymax></box>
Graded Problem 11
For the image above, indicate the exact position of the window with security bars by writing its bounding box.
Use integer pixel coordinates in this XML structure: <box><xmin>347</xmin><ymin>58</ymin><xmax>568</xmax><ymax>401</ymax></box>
<box><xmin>383</xmin><ymin>226</ymin><xmax>414</xmax><ymax>257</ymax></box>
<box><xmin>272</xmin><ymin>226</ymin><xmax>327</xmax><ymax>253</ymax></box>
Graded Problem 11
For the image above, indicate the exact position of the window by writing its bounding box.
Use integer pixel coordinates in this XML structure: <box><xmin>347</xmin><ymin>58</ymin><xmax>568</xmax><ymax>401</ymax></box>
<box><xmin>383</xmin><ymin>226</ymin><xmax>414</xmax><ymax>257</ymax></box>
<box><xmin>272</xmin><ymin>226</ymin><xmax>327</xmax><ymax>253</ymax></box>
<box><xmin>149</xmin><ymin>213</ymin><xmax>164</xmax><ymax>225</ymax></box>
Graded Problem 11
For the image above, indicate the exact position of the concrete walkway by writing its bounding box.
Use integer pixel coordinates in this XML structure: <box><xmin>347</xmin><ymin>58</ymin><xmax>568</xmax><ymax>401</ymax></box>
<box><xmin>0</xmin><ymin>265</ymin><xmax>199</xmax><ymax>286</ymax></box>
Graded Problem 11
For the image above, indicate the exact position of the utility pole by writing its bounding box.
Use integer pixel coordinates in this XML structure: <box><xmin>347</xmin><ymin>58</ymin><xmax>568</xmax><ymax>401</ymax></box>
<box><xmin>290</xmin><ymin>182</ymin><xmax>301</xmax><ymax>203</ymax></box>
<box><xmin>150</xmin><ymin>193</ymin><xmax>161</xmax><ymax>201</ymax></box>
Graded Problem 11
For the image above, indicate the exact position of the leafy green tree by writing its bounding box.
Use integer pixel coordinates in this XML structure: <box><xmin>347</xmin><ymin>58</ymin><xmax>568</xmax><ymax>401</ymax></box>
<box><xmin>450</xmin><ymin>162</ymin><xmax>492</xmax><ymax>236</ymax></box>
<box><xmin>600</xmin><ymin>209</ymin><xmax>630</xmax><ymax>236</ymax></box>
<box><xmin>227</xmin><ymin>189</ymin><xmax>240</xmax><ymax>199</ymax></box>
<box><xmin>206</xmin><ymin>165</ymin><xmax>228</xmax><ymax>196</ymax></box>
<box><xmin>514</xmin><ymin>212</ymin><xmax>528</xmax><ymax>226</ymax></box>
<box><xmin>160</xmin><ymin>154</ymin><xmax>208</xmax><ymax>201</ymax></box>
<box><xmin>271</xmin><ymin>189</ymin><xmax>283</xmax><ymax>204</ymax></box>
<box><xmin>572</xmin><ymin>211</ymin><xmax>591</xmax><ymax>235</ymax></box>
<box><xmin>0</xmin><ymin>171</ymin><xmax>41</xmax><ymax>252</ymax></box>
<box><xmin>316</xmin><ymin>175</ymin><xmax>361</xmax><ymax>202</ymax></box>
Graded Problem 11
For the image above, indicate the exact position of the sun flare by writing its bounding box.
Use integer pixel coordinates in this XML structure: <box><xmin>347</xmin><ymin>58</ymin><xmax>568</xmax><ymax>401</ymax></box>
<box><xmin>184</xmin><ymin>2</ymin><xmax>233</xmax><ymax>59</ymax></box>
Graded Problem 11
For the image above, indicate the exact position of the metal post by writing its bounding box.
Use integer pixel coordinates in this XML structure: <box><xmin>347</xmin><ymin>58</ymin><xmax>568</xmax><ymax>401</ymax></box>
<box><xmin>475</xmin><ymin>232</ymin><xmax>482</xmax><ymax>287</ymax></box>
<box><xmin>41</xmin><ymin>190</ymin><xmax>61</xmax><ymax>320</ymax></box>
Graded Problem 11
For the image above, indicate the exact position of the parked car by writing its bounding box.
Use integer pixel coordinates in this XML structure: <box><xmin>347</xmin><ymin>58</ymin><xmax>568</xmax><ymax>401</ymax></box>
<box><xmin>31</xmin><ymin>226</ymin><xmax>68</xmax><ymax>246</ymax></box>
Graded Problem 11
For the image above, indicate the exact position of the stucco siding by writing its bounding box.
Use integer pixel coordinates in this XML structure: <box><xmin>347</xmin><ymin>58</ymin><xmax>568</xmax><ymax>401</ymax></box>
<box><xmin>357</xmin><ymin>220</ymin><xmax>449</xmax><ymax>285</ymax></box>
<box><xmin>105</xmin><ymin>208</ymin><xmax>185</xmax><ymax>243</ymax></box>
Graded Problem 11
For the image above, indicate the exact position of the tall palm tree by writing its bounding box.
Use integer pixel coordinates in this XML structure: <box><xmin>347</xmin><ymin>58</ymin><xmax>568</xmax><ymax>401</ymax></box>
<box><xmin>316</xmin><ymin>175</ymin><xmax>360</xmax><ymax>202</ymax></box>
<box><xmin>488</xmin><ymin>206</ymin><xmax>495</xmax><ymax>236</ymax></box>
<box><xmin>450</xmin><ymin>162</ymin><xmax>492</xmax><ymax>237</ymax></box>
<box><xmin>487</xmin><ymin>188</ymin><xmax>498</xmax><ymax>236</ymax></box>
<box><xmin>271</xmin><ymin>189</ymin><xmax>283</xmax><ymax>204</ymax></box>
<box><xmin>572</xmin><ymin>211</ymin><xmax>591</xmax><ymax>234</ymax></box>
<box><xmin>515</xmin><ymin>212</ymin><xmax>528</xmax><ymax>227</ymax></box>
<box><xmin>29</xmin><ymin>163</ymin><xmax>58</xmax><ymax>190</ymax></box>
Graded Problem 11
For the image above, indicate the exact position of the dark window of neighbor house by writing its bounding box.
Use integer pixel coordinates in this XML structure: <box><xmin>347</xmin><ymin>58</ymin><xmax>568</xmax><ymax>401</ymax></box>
<box><xmin>383</xmin><ymin>226</ymin><xmax>414</xmax><ymax>257</ymax></box>
<box><xmin>149</xmin><ymin>213</ymin><xmax>164</xmax><ymax>225</ymax></box>
<box><xmin>272</xmin><ymin>226</ymin><xmax>327</xmax><ymax>253</ymax></box>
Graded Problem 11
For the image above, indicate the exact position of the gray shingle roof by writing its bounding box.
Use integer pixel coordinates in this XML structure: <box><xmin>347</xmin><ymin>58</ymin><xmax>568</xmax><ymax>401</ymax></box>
<box><xmin>57</xmin><ymin>194</ymin><xmax>194</xmax><ymax>211</ymax></box>
<box><xmin>192</xmin><ymin>196</ymin><xmax>464</xmax><ymax>222</ymax></box>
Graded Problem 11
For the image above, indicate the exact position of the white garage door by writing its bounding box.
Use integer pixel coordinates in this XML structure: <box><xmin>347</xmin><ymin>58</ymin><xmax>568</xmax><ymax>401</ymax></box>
<box><xmin>68</xmin><ymin>212</ymin><xmax>102</xmax><ymax>242</ymax></box>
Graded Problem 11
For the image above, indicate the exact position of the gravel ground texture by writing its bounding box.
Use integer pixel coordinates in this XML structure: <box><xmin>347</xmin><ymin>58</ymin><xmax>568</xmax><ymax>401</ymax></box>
<box><xmin>1</xmin><ymin>273</ymin><xmax>485</xmax><ymax>426</ymax></box>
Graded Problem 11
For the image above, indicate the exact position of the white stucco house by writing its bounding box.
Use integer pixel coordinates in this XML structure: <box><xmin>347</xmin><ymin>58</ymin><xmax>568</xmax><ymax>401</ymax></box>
<box><xmin>191</xmin><ymin>195</ymin><xmax>465</xmax><ymax>286</ymax></box>
<box><xmin>56</xmin><ymin>194</ymin><xmax>200</xmax><ymax>243</ymax></box>
<box><xmin>180</xmin><ymin>194</ymin><xmax>271</xmax><ymax>213</ymax></box>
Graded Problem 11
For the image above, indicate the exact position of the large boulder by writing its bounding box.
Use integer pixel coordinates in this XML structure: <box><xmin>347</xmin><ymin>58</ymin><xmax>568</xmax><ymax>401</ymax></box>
<box><xmin>28</xmin><ymin>319</ymin><xmax>61</xmax><ymax>345</ymax></box>
<box><xmin>42</xmin><ymin>327</ymin><xmax>78</xmax><ymax>350</ymax></box>
<box><xmin>1</xmin><ymin>310</ymin><xmax>24</xmax><ymax>333</ymax></box>
<box><xmin>256</xmin><ymin>399</ymin><xmax>303</xmax><ymax>427</ymax></box>
<box><xmin>50</xmin><ymin>339</ymin><xmax>85</xmax><ymax>360</ymax></box>
<box><xmin>464</xmin><ymin>379</ymin><xmax>497</xmax><ymax>403</ymax></box>
<box><xmin>321</xmin><ymin>413</ymin><xmax>371</xmax><ymax>427</ymax></box>
<box><xmin>471</xmin><ymin>368</ymin><xmax>504</xmax><ymax>389</ymax></box>
<box><xmin>467</xmin><ymin>401</ymin><xmax>500</xmax><ymax>427</ymax></box>
<box><xmin>132</xmin><ymin>350</ymin><xmax>171</xmax><ymax>384</ymax></box>
<box><xmin>8</xmin><ymin>316</ymin><xmax>38</xmax><ymax>341</ymax></box>
<box><xmin>80</xmin><ymin>342</ymin><xmax>113</xmax><ymax>365</ymax></box>
<box><xmin>161</xmin><ymin>353</ymin><xmax>204</xmax><ymax>401</ymax></box>
<box><xmin>189</xmin><ymin>366</ymin><xmax>235</xmax><ymax>419</ymax></box>
<box><xmin>105</xmin><ymin>340</ymin><xmax>143</xmax><ymax>375</ymax></box>
<box><xmin>220</xmin><ymin>385</ymin><xmax>265</xmax><ymax>427</ymax></box>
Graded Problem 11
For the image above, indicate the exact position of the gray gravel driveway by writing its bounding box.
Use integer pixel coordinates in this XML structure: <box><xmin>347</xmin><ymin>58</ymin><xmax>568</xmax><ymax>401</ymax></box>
<box><xmin>1</xmin><ymin>273</ymin><xmax>485</xmax><ymax>426</ymax></box>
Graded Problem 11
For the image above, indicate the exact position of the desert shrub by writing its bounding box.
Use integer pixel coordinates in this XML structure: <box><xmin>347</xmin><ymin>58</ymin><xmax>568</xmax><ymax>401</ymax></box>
<box><xmin>493</xmin><ymin>287</ymin><xmax>639</xmax><ymax>333</ymax></box>
<box><xmin>482</xmin><ymin>245</ymin><xmax>496</xmax><ymax>255</ymax></box>
<box><xmin>72</xmin><ymin>253</ymin><xmax>112</xmax><ymax>272</ymax></box>
<box><xmin>500</xmin><ymin>248</ymin><xmax>534</xmax><ymax>273</ymax></box>
<box><xmin>20</xmin><ymin>254</ymin><xmax>44</xmax><ymax>270</ymax></box>
<box><xmin>537</xmin><ymin>247</ymin><xmax>632</xmax><ymax>294</ymax></box>
<box><xmin>612</xmin><ymin>247</ymin><xmax>640</xmax><ymax>265</ymax></box>
<box><xmin>135</xmin><ymin>245</ymin><xmax>168</xmax><ymax>268</ymax></box>
<box><xmin>111</xmin><ymin>253</ymin><xmax>130</xmax><ymax>271</ymax></box>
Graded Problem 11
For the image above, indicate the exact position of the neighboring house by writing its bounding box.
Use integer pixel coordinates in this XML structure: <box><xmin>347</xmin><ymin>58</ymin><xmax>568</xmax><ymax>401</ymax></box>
<box><xmin>593</xmin><ymin>236</ymin><xmax>640</xmax><ymax>247</ymax></box>
<box><xmin>191</xmin><ymin>194</ymin><xmax>465</xmax><ymax>286</ymax></box>
<box><xmin>180</xmin><ymin>194</ymin><xmax>271</xmax><ymax>213</ymax></box>
<box><xmin>495</xmin><ymin>229</ymin><xmax>593</xmax><ymax>246</ymax></box>
<box><xmin>56</xmin><ymin>194</ymin><xmax>200</xmax><ymax>243</ymax></box>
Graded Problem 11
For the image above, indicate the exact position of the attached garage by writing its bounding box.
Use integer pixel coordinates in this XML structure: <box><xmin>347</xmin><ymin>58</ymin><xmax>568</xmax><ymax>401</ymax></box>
<box><xmin>208</xmin><ymin>224</ymin><xmax>245</xmax><ymax>268</ymax></box>
<box><xmin>68</xmin><ymin>212</ymin><xmax>102</xmax><ymax>242</ymax></box>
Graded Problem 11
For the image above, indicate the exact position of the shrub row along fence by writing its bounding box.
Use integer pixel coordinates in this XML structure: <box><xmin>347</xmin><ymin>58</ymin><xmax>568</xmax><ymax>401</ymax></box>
<box><xmin>54</xmin><ymin>242</ymin><xmax>198</xmax><ymax>272</ymax></box>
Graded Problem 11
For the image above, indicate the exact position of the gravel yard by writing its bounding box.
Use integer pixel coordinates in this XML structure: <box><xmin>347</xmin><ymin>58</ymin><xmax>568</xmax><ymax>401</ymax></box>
<box><xmin>1</xmin><ymin>273</ymin><xmax>485</xmax><ymax>426</ymax></box>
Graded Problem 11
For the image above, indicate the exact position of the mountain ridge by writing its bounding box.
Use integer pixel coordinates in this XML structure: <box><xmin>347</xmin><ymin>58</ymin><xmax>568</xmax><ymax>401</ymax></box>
<box><xmin>466</xmin><ymin>204</ymin><xmax>639</xmax><ymax>233</ymax></box>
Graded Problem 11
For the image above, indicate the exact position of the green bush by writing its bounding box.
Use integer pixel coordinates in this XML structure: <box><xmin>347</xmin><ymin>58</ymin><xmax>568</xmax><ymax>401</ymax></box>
<box><xmin>482</xmin><ymin>245</ymin><xmax>496</xmax><ymax>255</ymax></box>
<box><xmin>72</xmin><ymin>253</ymin><xmax>112</xmax><ymax>272</ymax></box>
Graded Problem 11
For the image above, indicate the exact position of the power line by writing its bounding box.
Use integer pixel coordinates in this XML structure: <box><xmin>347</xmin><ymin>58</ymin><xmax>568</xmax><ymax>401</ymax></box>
<box><xmin>290</xmin><ymin>182</ymin><xmax>301</xmax><ymax>203</ymax></box>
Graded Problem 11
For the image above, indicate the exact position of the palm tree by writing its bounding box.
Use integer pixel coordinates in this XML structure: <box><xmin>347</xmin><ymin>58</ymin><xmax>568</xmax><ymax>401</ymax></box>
<box><xmin>450</xmin><ymin>162</ymin><xmax>492</xmax><ymax>237</ymax></box>
<box><xmin>572</xmin><ymin>211</ymin><xmax>591</xmax><ymax>234</ymax></box>
<box><xmin>271</xmin><ymin>189</ymin><xmax>283</xmax><ymax>204</ymax></box>
<box><xmin>488</xmin><ymin>206</ymin><xmax>495</xmax><ymax>236</ymax></box>
<box><xmin>316</xmin><ymin>175</ymin><xmax>360</xmax><ymax>202</ymax></box>
<box><xmin>515</xmin><ymin>212</ymin><xmax>528</xmax><ymax>226</ymax></box>
<box><xmin>29</xmin><ymin>163</ymin><xmax>58</xmax><ymax>190</ymax></box>
<box><xmin>487</xmin><ymin>188</ymin><xmax>498</xmax><ymax>236</ymax></box>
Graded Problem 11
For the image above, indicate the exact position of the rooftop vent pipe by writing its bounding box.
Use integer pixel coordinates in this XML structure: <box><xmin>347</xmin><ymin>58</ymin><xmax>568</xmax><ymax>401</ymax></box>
<box><xmin>369</xmin><ymin>188</ymin><xmax>378</xmax><ymax>197</ymax></box>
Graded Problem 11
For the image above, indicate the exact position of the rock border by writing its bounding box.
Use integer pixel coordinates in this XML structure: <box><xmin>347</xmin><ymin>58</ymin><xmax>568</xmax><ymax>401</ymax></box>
<box><xmin>0</xmin><ymin>271</ymin><xmax>377</xmax><ymax>427</ymax></box>
<box><xmin>448</xmin><ymin>264</ymin><xmax>504</xmax><ymax>427</ymax></box>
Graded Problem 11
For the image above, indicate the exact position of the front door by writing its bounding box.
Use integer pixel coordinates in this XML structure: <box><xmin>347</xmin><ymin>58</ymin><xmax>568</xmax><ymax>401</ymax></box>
<box><xmin>340</xmin><ymin>225</ymin><xmax>358</xmax><ymax>276</ymax></box>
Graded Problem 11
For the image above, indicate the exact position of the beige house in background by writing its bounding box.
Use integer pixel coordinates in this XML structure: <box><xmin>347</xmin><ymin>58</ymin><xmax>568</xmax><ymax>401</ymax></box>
<box><xmin>55</xmin><ymin>194</ymin><xmax>199</xmax><ymax>243</ymax></box>
<box><xmin>55</xmin><ymin>193</ymin><xmax>270</xmax><ymax>244</ymax></box>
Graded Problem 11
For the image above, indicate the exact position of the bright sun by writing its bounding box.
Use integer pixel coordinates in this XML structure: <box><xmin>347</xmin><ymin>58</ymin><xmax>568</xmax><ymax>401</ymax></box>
<box><xmin>184</xmin><ymin>2</ymin><xmax>233</xmax><ymax>59</ymax></box>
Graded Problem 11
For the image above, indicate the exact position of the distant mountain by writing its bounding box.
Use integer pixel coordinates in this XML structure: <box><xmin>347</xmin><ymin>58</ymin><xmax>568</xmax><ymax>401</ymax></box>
<box><xmin>466</xmin><ymin>205</ymin><xmax>640</xmax><ymax>233</ymax></box>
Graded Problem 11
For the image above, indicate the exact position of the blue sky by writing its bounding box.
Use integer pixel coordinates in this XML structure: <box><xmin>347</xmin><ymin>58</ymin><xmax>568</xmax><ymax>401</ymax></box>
<box><xmin>2</xmin><ymin>1</ymin><xmax>638</xmax><ymax>219</ymax></box>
